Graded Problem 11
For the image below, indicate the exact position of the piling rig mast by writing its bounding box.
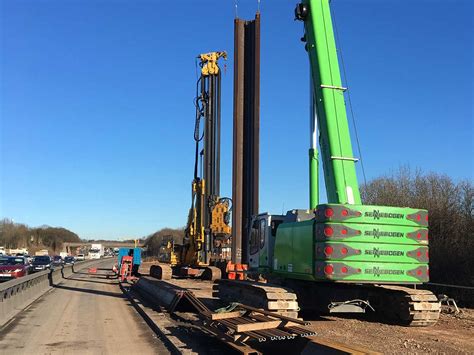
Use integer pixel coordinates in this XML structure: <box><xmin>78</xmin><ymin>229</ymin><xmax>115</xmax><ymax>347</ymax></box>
<box><xmin>182</xmin><ymin>51</ymin><xmax>232</xmax><ymax>268</ymax></box>
<box><xmin>151</xmin><ymin>52</ymin><xmax>232</xmax><ymax>281</ymax></box>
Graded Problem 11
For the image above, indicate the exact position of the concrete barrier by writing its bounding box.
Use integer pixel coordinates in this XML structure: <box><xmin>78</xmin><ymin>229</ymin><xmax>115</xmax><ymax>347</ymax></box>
<box><xmin>0</xmin><ymin>258</ymin><xmax>111</xmax><ymax>327</ymax></box>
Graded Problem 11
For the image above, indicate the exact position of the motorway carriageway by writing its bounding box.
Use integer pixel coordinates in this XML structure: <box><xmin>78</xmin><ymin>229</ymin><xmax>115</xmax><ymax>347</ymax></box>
<box><xmin>0</xmin><ymin>259</ymin><xmax>168</xmax><ymax>355</ymax></box>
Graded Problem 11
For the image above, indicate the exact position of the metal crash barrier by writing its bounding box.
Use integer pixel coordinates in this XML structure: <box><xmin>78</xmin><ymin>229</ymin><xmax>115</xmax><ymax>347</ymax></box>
<box><xmin>0</xmin><ymin>259</ymin><xmax>108</xmax><ymax>326</ymax></box>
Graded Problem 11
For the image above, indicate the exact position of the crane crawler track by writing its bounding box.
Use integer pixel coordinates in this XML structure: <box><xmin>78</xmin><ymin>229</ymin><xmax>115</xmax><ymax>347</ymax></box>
<box><xmin>216</xmin><ymin>280</ymin><xmax>300</xmax><ymax>318</ymax></box>
<box><xmin>374</xmin><ymin>285</ymin><xmax>440</xmax><ymax>327</ymax></box>
<box><xmin>217</xmin><ymin>280</ymin><xmax>441</xmax><ymax>327</ymax></box>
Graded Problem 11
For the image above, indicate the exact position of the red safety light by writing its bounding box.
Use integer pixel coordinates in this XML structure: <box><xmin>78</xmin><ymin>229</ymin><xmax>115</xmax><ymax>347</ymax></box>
<box><xmin>426</xmin><ymin>233</ymin><xmax>429</xmax><ymax>240</ymax></box>
<box><xmin>417</xmin><ymin>251</ymin><xmax>422</xmax><ymax>257</ymax></box>
<box><xmin>417</xmin><ymin>232</ymin><xmax>421</xmax><ymax>239</ymax></box>
<box><xmin>341</xmin><ymin>229</ymin><xmax>347</xmax><ymax>235</ymax></box>
<box><xmin>341</xmin><ymin>209</ymin><xmax>349</xmax><ymax>217</ymax></box>
<box><xmin>417</xmin><ymin>269</ymin><xmax>422</xmax><ymax>276</ymax></box>
<box><xmin>325</xmin><ymin>208</ymin><xmax>334</xmax><ymax>218</ymax></box>
<box><xmin>324</xmin><ymin>265</ymin><xmax>334</xmax><ymax>275</ymax></box>
<box><xmin>341</xmin><ymin>247</ymin><xmax>348</xmax><ymax>255</ymax></box>
<box><xmin>425</xmin><ymin>215</ymin><xmax>429</xmax><ymax>221</ymax></box>
<box><xmin>426</xmin><ymin>251</ymin><xmax>429</xmax><ymax>258</ymax></box>
<box><xmin>324</xmin><ymin>246</ymin><xmax>334</xmax><ymax>256</ymax></box>
<box><xmin>417</xmin><ymin>214</ymin><xmax>421</xmax><ymax>221</ymax></box>
<box><xmin>324</xmin><ymin>226</ymin><xmax>334</xmax><ymax>237</ymax></box>
<box><xmin>341</xmin><ymin>266</ymin><xmax>348</xmax><ymax>274</ymax></box>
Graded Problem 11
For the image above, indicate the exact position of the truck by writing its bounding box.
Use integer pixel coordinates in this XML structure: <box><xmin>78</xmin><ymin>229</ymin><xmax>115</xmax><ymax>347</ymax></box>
<box><xmin>8</xmin><ymin>248</ymin><xmax>29</xmax><ymax>256</ymax></box>
<box><xmin>217</xmin><ymin>0</ymin><xmax>440</xmax><ymax>327</ymax></box>
<box><xmin>35</xmin><ymin>249</ymin><xmax>49</xmax><ymax>256</ymax></box>
<box><xmin>89</xmin><ymin>244</ymin><xmax>104</xmax><ymax>259</ymax></box>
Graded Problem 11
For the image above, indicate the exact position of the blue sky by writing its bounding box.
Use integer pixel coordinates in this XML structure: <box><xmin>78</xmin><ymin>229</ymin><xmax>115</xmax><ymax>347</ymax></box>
<box><xmin>1</xmin><ymin>0</ymin><xmax>472</xmax><ymax>239</ymax></box>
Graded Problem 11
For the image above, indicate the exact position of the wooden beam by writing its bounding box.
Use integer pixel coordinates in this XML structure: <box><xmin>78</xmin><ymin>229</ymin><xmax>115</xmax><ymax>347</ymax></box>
<box><xmin>210</xmin><ymin>311</ymin><xmax>243</xmax><ymax>320</ymax></box>
<box><xmin>236</xmin><ymin>320</ymin><xmax>280</xmax><ymax>332</ymax></box>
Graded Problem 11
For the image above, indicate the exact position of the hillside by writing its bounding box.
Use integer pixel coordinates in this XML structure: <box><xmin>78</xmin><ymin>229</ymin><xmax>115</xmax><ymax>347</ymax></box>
<box><xmin>0</xmin><ymin>219</ymin><xmax>81</xmax><ymax>254</ymax></box>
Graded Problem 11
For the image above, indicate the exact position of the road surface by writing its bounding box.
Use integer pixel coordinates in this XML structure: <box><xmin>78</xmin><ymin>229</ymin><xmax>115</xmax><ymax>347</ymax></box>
<box><xmin>0</xmin><ymin>260</ymin><xmax>168</xmax><ymax>355</ymax></box>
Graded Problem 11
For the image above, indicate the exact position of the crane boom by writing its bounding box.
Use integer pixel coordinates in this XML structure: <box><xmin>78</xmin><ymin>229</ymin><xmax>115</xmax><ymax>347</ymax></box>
<box><xmin>297</xmin><ymin>0</ymin><xmax>361</xmax><ymax>205</ymax></box>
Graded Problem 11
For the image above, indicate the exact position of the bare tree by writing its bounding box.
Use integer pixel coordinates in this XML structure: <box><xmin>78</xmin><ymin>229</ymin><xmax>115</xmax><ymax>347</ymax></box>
<box><xmin>361</xmin><ymin>166</ymin><xmax>474</xmax><ymax>289</ymax></box>
<box><xmin>0</xmin><ymin>219</ymin><xmax>81</xmax><ymax>253</ymax></box>
<box><xmin>144</xmin><ymin>227</ymin><xmax>185</xmax><ymax>256</ymax></box>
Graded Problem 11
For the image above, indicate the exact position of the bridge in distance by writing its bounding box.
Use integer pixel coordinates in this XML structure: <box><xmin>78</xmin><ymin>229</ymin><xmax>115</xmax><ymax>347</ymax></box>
<box><xmin>62</xmin><ymin>241</ymin><xmax>145</xmax><ymax>253</ymax></box>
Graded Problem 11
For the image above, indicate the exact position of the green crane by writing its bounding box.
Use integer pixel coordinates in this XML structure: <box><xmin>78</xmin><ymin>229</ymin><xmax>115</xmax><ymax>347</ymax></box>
<box><xmin>219</xmin><ymin>0</ymin><xmax>441</xmax><ymax>327</ymax></box>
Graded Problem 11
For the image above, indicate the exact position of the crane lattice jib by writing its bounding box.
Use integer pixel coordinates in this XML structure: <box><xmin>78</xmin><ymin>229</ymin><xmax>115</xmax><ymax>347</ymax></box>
<box><xmin>299</xmin><ymin>0</ymin><xmax>361</xmax><ymax>205</ymax></box>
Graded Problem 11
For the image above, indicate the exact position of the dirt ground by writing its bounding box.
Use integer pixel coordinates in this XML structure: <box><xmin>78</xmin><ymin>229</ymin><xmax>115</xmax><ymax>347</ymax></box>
<box><xmin>306</xmin><ymin>308</ymin><xmax>474</xmax><ymax>354</ymax></box>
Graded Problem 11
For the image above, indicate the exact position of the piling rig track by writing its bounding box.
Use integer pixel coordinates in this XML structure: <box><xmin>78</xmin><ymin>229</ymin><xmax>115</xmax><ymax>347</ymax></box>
<box><xmin>150</xmin><ymin>263</ymin><xmax>222</xmax><ymax>281</ymax></box>
<box><xmin>150</xmin><ymin>264</ymin><xmax>173</xmax><ymax>280</ymax></box>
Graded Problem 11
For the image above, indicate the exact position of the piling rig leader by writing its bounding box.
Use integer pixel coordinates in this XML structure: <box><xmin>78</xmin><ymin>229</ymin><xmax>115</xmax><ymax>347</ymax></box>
<box><xmin>151</xmin><ymin>52</ymin><xmax>232</xmax><ymax>281</ymax></box>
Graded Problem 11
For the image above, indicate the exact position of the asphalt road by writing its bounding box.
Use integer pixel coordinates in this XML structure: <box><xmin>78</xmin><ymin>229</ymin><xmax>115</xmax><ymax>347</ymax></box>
<box><xmin>0</xmin><ymin>260</ymin><xmax>168</xmax><ymax>355</ymax></box>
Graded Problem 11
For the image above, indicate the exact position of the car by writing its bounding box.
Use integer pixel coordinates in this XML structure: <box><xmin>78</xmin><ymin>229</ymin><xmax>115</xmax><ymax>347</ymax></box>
<box><xmin>0</xmin><ymin>256</ymin><xmax>31</xmax><ymax>281</ymax></box>
<box><xmin>64</xmin><ymin>256</ymin><xmax>75</xmax><ymax>264</ymax></box>
<box><xmin>52</xmin><ymin>255</ymin><xmax>63</xmax><ymax>266</ymax></box>
<box><xmin>76</xmin><ymin>254</ymin><xmax>85</xmax><ymax>261</ymax></box>
<box><xmin>31</xmin><ymin>256</ymin><xmax>52</xmax><ymax>272</ymax></box>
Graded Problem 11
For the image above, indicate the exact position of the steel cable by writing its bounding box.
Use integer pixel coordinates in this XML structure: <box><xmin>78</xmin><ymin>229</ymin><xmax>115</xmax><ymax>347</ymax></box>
<box><xmin>331</xmin><ymin>1</ymin><xmax>368</xmax><ymax>192</ymax></box>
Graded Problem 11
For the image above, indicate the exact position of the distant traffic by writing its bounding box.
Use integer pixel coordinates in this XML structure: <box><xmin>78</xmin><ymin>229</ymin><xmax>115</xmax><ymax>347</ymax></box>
<box><xmin>0</xmin><ymin>244</ymin><xmax>118</xmax><ymax>282</ymax></box>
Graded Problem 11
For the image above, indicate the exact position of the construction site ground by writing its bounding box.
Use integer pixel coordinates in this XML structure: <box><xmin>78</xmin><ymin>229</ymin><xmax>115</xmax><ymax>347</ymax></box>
<box><xmin>138</xmin><ymin>262</ymin><xmax>473</xmax><ymax>354</ymax></box>
<box><xmin>302</xmin><ymin>308</ymin><xmax>473</xmax><ymax>354</ymax></box>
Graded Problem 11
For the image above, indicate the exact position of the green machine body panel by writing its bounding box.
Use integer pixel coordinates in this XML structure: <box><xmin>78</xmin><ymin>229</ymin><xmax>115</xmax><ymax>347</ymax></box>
<box><xmin>314</xmin><ymin>204</ymin><xmax>429</xmax><ymax>228</ymax></box>
<box><xmin>314</xmin><ymin>222</ymin><xmax>428</xmax><ymax>245</ymax></box>
<box><xmin>273</xmin><ymin>220</ymin><xmax>315</xmax><ymax>280</ymax></box>
<box><xmin>314</xmin><ymin>261</ymin><xmax>429</xmax><ymax>283</ymax></box>
<box><xmin>315</xmin><ymin>242</ymin><xmax>429</xmax><ymax>264</ymax></box>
